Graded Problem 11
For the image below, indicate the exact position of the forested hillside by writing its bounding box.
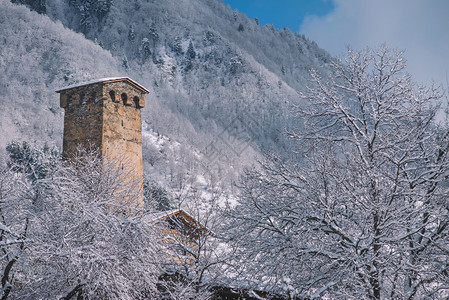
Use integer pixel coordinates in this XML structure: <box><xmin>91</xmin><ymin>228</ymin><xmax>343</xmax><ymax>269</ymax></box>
<box><xmin>0</xmin><ymin>0</ymin><xmax>120</xmax><ymax>155</ymax></box>
<box><xmin>1</xmin><ymin>0</ymin><xmax>333</xmax><ymax>192</ymax></box>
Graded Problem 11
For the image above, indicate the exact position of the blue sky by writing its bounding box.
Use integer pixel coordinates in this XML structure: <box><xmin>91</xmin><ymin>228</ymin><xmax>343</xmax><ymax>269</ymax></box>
<box><xmin>224</xmin><ymin>0</ymin><xmax>449</xmax><ymax>87</ymax></box>
<box><xmin>223</xmin><ymin>0</ymin><xmax>334</xmax><ymax>32</ymax></box>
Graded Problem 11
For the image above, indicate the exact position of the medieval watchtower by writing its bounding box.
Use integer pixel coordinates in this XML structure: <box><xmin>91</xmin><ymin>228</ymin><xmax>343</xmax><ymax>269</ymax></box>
<box><xmin>56</xmin><ymin>77</ymin><xmax>149</xmax><ymax>208</ymax></box>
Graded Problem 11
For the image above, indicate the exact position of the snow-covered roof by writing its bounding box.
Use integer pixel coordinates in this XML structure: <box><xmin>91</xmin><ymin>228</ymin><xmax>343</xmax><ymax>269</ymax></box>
<box><xmin>56</xmin><ymin>77</ymin><xmax>150</xmax><ymax>93</ymax></box>
<box><xmin>143</xmin><ymin>209</ymin><xmax>210</xmax><ymax>235</ymax></box>
<box><xmin>144</xmin><ymin>209</ymin><xmax>182</xmax><ymax>223</ymax></box>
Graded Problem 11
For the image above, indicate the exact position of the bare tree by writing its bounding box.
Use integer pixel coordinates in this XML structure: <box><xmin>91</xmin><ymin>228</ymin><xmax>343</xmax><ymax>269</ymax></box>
<box><xmin>228</xmin><ymin>46</ymin><xmax>449</xmax><ymax>299</ymax></box>
<box><xmin>4</xmin><ymin>149</ymin><xmax>162</xmax><ymax>299</ymax></box>
<box><xmin>0</xmin><ymin>167</ymin><xmax>31</xmax><ymax>300</ymax></box>
<box><xmin>0</xmin><ymin>145</ymin><xmax>231</xmax><ymax>299</ymax></box>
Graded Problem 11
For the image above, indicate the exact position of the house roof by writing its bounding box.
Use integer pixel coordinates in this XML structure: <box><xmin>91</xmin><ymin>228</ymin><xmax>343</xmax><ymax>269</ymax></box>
<box><xmin>55</xmin><ymin>77</ymin><xmax>150</xmax><ymax>94</ymax></box>
<box><xmin>144</xmin><ymin>209</ymin><xmax>210</xmax><ymax>235</ymax></box>
<box><xmin>144</xmin><ymin>209</ymin><xmax>183</xmax><ymax>223</ymax></box>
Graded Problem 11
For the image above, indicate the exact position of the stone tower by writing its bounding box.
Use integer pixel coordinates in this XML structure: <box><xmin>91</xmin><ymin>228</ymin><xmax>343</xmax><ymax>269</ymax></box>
<box><xmin>57</xmin><ymin>77</ymin><xmax>149</xmax><ymax>208</ymax></box>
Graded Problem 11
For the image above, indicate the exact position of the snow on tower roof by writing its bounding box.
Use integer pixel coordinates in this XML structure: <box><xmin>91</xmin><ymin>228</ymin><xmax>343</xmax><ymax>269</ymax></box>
<box><xmin>56</xmin><ymin>77</ymin><xmax>150</xmax><ymax>94</ymax></box>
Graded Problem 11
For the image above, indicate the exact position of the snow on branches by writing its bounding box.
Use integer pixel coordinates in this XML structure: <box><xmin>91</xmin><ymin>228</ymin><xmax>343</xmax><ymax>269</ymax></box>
<box><xmin>0</xmin><ymin>148</ymin><xmax>160</xmax><ymax>299</ymax></box>
<box><xmin>227</xmin><ymin>46</ymin><xmax>449</xmax><ymax>299</ymax></box>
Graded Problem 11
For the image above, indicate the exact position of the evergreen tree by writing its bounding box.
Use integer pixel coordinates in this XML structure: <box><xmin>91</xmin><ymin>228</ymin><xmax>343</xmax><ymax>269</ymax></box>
<box><xmin>172</xmin><ymin>36</ymin><xmax>183</xmax><ymax>55</ymax></box>
<box><xmin>6</xmin><ymin>141</ymin><xmax>60</xmax><ymax>183</ymax></box>
<box><xmin>184</xmin><ymin>41</ymin><xmax>196</xmax><ymax>72</ymax></box>
<box><xmin>148</xmin><ymin>21</ymin><xmax>159</xmax><ymax>51</ymax></box>
<box><xmin>122</xmin><ymin>54</ymin><xmax>129</xmax><ymax>69</ymax></box>
<box><xmin>128</xmin><ymin>24</ymin><xmax>135</xmax><ymax>41</ymax></box>
<box><xmin>11</xmin><ymin>0</ymin><xmax>46</xmax><ymax>14</ymax></box>
<box><xmin>79</xmin><ymin>0</ymin><xmax>94</xmax><ymax>33</ymax></box>
<box><xmin>141</xmin><ymin>38</ymin><xmax>151</xmax><ymax>63</ymax></box>
<box><xmin>149</xmin><ymin>21</ymin><xmax>159</xmax><ymax>42</ymax></box>
<box><xmin>186</xmin><ymin>41</ymin><xmax>196</xmax><ymax>59</ymax></box>
<box><xmin>97</xmin><ymin>0</ymin><xmax>113</xmax><ymax>23</ymax></box>
<box><xmin>143</xmin><ymin>179</ymin><xmax>173</xmax><ymax>211</ymax></box>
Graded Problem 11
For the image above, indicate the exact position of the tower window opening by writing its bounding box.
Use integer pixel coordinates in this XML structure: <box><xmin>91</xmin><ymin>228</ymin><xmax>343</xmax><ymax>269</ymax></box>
<box><xmin>109</xmin><ymin>90</ymin><xmax>116</xmax><ymax>102</ymax></box>
<box><xmin>133</xmin><ymin>96</ymin><xmax>140</xmax><ymax>107</ymax></box>
<box><xmin>121</xmin><ymin>93</ymin><xmax>129</xmax><ymax>105</ymax></box>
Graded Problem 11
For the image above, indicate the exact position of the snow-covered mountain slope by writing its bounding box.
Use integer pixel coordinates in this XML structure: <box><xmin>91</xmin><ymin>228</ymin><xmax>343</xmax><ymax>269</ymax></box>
<box><xmin>0</xmin><ymin>0</ymin><xmax>121</xmax><ymax>153</ymax></box>
<box><xmin>1</xmin><ymin>0</ymin><xmax>334</xmax><ymax>192</ymax></box>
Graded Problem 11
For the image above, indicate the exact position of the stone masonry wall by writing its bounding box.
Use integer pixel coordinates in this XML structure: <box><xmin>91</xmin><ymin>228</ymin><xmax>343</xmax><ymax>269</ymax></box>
<box><xmin>60</xmin><ymin>83</ymin><xmax>104</xmax><ymax>157</ymax></box>
<box><xmin>59</xmin><ymin>79</ymin><xmax>147</xmax><ymax>209</ymax></box>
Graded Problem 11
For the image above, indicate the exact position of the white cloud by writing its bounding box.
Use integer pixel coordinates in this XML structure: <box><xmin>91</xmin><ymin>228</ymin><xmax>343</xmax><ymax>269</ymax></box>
<box><xmin>300</xmin><ymin>0</ymin><xmax>449</xmax><ymax>86</ymax></box>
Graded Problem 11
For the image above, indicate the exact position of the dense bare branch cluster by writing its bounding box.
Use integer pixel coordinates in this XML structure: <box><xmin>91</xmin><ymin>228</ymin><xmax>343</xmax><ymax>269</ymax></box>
<box><xmin>228</xmin><ymin>46</ymin><xmax>449</xmax><ymax>299</ymax></box>
<box><xmin>0</xmin><ymin>146</ymin><xmax>227</xmax><ymax>299</ymax></box>
<box><xmin>0</xmin><ymin>149</ymin><xmax>164</xmax><ymax>299</ymax></box>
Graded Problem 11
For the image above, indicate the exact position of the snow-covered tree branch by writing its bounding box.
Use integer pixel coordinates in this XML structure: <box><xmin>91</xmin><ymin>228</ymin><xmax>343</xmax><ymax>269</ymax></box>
<box><xmin>0</xmin><ymin>148</ymin><xmax>165</xmax><ymax>299</ymax></box>
<box><xmin>228</xmin><ymin>46</ymin><xmax>449</xmax><ymax>299</ymax></box>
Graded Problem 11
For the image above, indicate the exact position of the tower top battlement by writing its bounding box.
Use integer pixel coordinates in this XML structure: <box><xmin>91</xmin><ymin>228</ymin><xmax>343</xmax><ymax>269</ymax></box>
<box><xmin>57</xmin><ymin>77</ymin><xmax>149</xmax><ymax>109</ymax></box>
